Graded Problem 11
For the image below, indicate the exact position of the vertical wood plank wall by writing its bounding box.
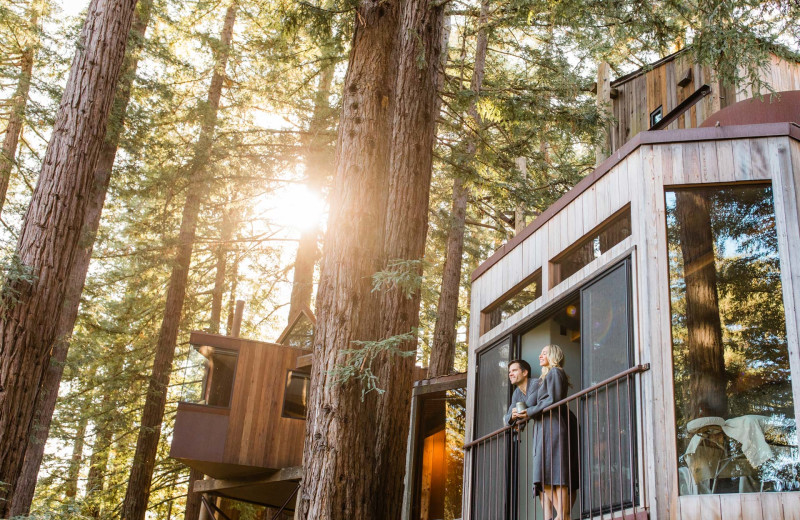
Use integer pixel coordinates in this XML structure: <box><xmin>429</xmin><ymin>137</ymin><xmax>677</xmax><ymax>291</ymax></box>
<box><xmin>223</xmin><ymin>342</ymin><xmax>307</xmax><ymax>469</ymax></box>
<box><xmin>466</xmin><ymin>132</ymin><xmax>800</xmax><ymax>519</ymax></box>
<box><xmin>609</xmin><ymin>53</ymin><xmax>800</xmax><ymax>154</ymax></box>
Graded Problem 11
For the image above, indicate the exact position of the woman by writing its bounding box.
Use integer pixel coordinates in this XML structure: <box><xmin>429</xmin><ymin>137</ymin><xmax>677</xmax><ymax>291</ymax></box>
<box><xmin>527</xmin><ymin>344</ymin><xmax>579</xmax><ymax>520</ymax></box>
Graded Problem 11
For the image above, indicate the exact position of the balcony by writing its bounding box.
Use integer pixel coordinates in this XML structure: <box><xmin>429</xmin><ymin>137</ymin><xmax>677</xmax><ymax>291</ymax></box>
<box><xmin>465</xmin><ymin>365</ymin><xmax>650</xmax><ymax>520</ymax></box>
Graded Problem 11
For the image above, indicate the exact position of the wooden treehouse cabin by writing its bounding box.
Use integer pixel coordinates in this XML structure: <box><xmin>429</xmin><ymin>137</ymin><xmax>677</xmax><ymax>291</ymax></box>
<box><xmin>464</xmin><ymin>54</ymin><xmax>800</xmax><ymax>519</ymax></box>
<box><xmin>170</xmin><ymin>307</ymin><xmax>315</xmax><ymax>514</ymax></box>
<box><xmin>171</xmin><ymin>305</ymin><xmax>463</xmax><ymax>519</ymax></box>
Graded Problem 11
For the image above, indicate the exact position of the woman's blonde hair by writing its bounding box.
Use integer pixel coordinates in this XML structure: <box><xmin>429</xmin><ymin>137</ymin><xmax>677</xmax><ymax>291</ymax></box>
<box><xmin>540</xmin><ymin>344</ymin><xmax>566</xmax><ymax>380</ymax></box>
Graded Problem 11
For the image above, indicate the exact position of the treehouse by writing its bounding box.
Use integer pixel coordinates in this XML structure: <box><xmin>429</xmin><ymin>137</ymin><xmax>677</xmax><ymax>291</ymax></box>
<box><xmin>171</xmin><ymin>306</ymin><xmax>455</xmax><ymax>519</ymax></box>
<box><xmin>464</xmin><ymin>62</ymin><xmax>800</xmax><ymax>519</ymax></box>
<box><xmin>170</xmin><ymin>321</ymin><xmax>312</xmax><ymax>511</ymax></box>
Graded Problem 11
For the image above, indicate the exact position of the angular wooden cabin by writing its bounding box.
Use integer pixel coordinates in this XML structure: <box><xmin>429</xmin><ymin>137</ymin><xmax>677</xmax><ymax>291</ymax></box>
<box><xmin>171</xmin><ymin>306</ymin><xmax>454</xmax><ymax>518</ymax></box>
<box><xmin>170</xmin><ymin>326</ymin><xmax>311</xmax><ymax>510</ymax></box>
<box><xmin>465</xmin><ymin>60</ymin><xmax>800</xmax><ymax>519</ymax></box>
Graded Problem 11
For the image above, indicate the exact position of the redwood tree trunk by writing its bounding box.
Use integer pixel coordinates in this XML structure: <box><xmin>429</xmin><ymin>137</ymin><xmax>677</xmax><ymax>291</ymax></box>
<box><xmin>675</xmin><ymin>191</ymin><xmax>728</xmax><ymax>419</ymax></box>
<box><xmin>373</xmin><ymin>1</ymin><xmax>446</xmax><ymax>516</ymax></box>
<box><xmin>84</xmin><ymin>393</ymin><xmax>114</xmax><ymax>518</ymax></box>
<box><xmin>296</xmin><ymin>1</ymin><xmax>445</xmax><ymax>517</ymax></box>
<box><xmin>296</xmin><ymin>3</ymin><xmax>399</xmax><ymax>518</ymax></box>
<box><xmin>0</xmin><ymin>0</ymin><xmax>43</xmax><ymax>212</ymax></box>
<box><xmin>429</xmin><ymin>0</ymin><xmax>489</xmax><ymax>378</ymax></box>
<box><xmin>0</xmin><ymin>0</ymin><xmax>139</xmax><ymax>514</ymax></box>
<box><xmin>7</xmin><ymin>3</ymin><xmax>154</xmax><ymax>514</ymax></box>
<box><xmin>288</xmin><ymin>52</ymin><xmax>336</xmax><ymax>324</ymax></box>
<box><xmin>64</xmin><ymin>413</ymin><xmax>89</xmax><ymax>499</ymax></box>
<box><xmin>182</xmin><ymin>467</ymin><xmax>205</xmax><ymax>520</ymax></box>
<box><xmin>121</xmin><ymin>4</ymin><xmax>237</xmax><ymax>519</ymax></box>
<box><xmin>209</xmin><ymin>208</ymin><xmax>233</xmax><ymax>333</ymax></box>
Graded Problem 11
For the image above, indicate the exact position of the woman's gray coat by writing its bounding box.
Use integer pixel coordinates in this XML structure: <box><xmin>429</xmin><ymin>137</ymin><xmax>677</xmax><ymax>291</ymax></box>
<box><xmin>527</xmin><ymin>367</ymin><xmax>579</xmax><ymax>495</ymax></box>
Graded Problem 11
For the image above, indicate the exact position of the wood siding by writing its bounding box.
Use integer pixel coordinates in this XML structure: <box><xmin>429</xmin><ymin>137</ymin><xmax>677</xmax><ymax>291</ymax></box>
<box><xmin>467</xmin><ymin>130</ymin><xmax>800</xmax><ymax>519</ymax></box>
<box><xmin>223</xmin><ymin>342</ymin><xmax>307</xmax><ymax>470</ymax></box>
<box><xmin>608</xmin><ymin>53</ymin><xmax>800</xmax><ymax>154</ymax></box>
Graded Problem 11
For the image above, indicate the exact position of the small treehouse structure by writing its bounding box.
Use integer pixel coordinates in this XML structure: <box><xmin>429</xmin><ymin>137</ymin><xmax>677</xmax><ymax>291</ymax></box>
<box><xmin>465</xmin><ymin>52</ymin><xmax>800</xmax><ymax>520</ymax></box>
<box><xmin>171</xmin><ymin>305</ymin><xmax>462</xmax><ymax>519</ymax></box>
<box><xmin>170</xmin><ymin>309</ymin><xmax>315</xmax><ymax>512</ymax></box>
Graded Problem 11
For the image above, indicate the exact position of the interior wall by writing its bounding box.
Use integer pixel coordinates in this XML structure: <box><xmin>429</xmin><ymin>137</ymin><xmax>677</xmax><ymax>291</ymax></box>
<box><xmin>520</xmin><ymin>319</ymin><xmax>581</xmax><ymax>396</ymax></box>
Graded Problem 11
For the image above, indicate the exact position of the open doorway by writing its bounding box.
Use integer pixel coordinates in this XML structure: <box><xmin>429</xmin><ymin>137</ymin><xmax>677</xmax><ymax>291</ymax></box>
<box><xmin>515</xmin><ymin>259</ymin><xmax>636</xmax><ymax>519</ymax></box>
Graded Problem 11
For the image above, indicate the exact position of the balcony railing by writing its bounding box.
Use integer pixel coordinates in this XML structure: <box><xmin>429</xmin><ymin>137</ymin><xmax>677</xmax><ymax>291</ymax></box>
<box><xmin>464</xmin><ymin>364</ymin><xmax>650</xmax><ymax>520</ymax></box>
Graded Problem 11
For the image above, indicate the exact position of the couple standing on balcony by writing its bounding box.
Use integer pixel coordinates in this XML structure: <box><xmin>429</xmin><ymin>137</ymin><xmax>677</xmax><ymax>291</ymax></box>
<box><xmin>503</xmin><ymin>345</ymin><xmax>579</xmax><ymax>520</ymax></box>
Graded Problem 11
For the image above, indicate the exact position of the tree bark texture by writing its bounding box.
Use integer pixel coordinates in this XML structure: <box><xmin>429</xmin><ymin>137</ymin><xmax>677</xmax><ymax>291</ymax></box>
<box><xmin>287</xmin><ymin>56</ymin><xmax>336</xmax><ymax>324</ymax></box>
<box><xmin>121</xmin><ymin>4</ymin><xmax>237</xmax><ymax>519</ymax></box>
<box><xmin>373</xmin><ymin>1</ymin><xmax>446</xmax><ymax>516</ymax></box>
<box><xmin>429</xmin><ymin>177</ymin><xmax>467</xmax><ymax>377</ymax></box>
<box><xmin>0</xmin><ymin>0</ymin><xmax>139</xmax><ymax>514</ymax></box>
<box><xmin>182</xmin><ymin>467</ymin><xmax>205</xmax><ymax>520</ymax></box>
<box><xmin>296</xmin><ymin>0</ymin><xmax>445</xmax><ymax>517</ymax></box>
<box><xmin>675</xmin><ymin>191</ymin><xmax>728</xmax><ymax>419</ymax></box>
<box><xmin>83</xmin><ymin>393</ymin><xmax>114</xmax><ymax>518</ymax></box>
<box><xmin>296</xmin><ymin>2</ymin><xmax>400</xmax><ymax>518</ymax></box>
<box><xmin>7</xmin><ymin>3</ymin><xmax>154</xmax><ymax>515</ymax></box>
<box><xmin>64</xmin><ymin>413</ymin><xmax>89</xmax><ymax>498</ymax></box>
<box><xmin>209</xmin><ymin>208</ymin><xmax>233</xmax><ymax>333</ymax></box>
<box><xmin>0</xmin><ymin>0</ymin><xmax>43</xmax><ymax>212</ymax></box>
<box><xmin>429</xmin><ymin>1</ymin><xmax>489</xmax><ymax>378</ymax></box>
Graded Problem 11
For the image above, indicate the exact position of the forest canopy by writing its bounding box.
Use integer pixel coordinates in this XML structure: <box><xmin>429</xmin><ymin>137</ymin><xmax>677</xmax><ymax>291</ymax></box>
<box><xmin>0</xmin><ymin>0</ymin><xmax>797</xmax><ymax>518</ymax></box>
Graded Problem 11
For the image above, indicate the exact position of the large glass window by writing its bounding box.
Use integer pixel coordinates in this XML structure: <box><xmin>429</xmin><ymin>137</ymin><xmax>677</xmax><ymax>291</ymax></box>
<box><xmin>580</xmin><ymin>261</ymin><xmax>636</xmax><ymax>513</ymax></box>
<box><xmin>473</xmin><ymin>339</ymin><xmax>511</xmax><ymax>519</ymax></box>
<box><xmin>551</xmin><ymin>207</ymin><xmax>631</xmax><ymax>287</ymax></box>
<box><xmin>667</xmin><ymin>184</ymin><xmax>799</xmax><ymax>495</ymax></box>
<box><xmin>179</xmin><ymin>346</ymin><xmax>238</xmax><ymax>407</ymax></box>
<box><xmin>282</xmin><ymin>370</ymin><xmax>311</xmax><ymax>419</ymax></box>
<box><xmin>481</xmin><ymin>270</ymin><xmax>543</xmax><ymax>335</ymax></box>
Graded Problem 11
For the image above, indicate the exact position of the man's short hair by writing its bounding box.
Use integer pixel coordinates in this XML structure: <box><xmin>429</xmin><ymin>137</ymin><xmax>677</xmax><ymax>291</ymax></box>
<box><xmin>508</xmin><ymin>359</ymin><xmax>532</xmax><ymax>378</ymax></box>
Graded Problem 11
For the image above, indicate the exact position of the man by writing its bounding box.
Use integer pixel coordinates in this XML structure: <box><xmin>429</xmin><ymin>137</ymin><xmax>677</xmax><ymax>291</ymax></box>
<box><xmin>503</xmin><ymin>358</ymin><xmax>538</xmax><ymax>426</ymax></box>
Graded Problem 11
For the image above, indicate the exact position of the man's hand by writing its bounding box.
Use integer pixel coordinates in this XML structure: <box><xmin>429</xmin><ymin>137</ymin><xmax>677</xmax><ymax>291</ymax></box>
<box><xmin>511</xmin><ymin>409</ymin><xmax>528</xmax><ymax>422</ymax></box>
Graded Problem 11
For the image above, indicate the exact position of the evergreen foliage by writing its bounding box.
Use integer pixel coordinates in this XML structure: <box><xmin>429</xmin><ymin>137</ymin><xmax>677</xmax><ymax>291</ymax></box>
<box><xmin>0</xmin><ymin>0</ymin><xmax>795</xmax><ymax>516</ymax></box>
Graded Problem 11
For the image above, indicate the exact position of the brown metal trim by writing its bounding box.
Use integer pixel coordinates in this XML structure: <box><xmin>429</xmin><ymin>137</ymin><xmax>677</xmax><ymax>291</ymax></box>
<box><xmin>471</xmin><ymin>122</ymin><xmax>800</xmax><ymax>281</ymax></box>
<box><xmin>649</xmin><ymin>84</ymin><xmax>711</xmax><ymax>130</ymax></box>
<box><xmin>463</xmin><ymin>363</ymin><xmax>650</xmax><ymax>449</ymax></box>
<box><xmin>176</xmin><ymin>401</ymin><xmax>231</xmax><ymax>415</ymax></box>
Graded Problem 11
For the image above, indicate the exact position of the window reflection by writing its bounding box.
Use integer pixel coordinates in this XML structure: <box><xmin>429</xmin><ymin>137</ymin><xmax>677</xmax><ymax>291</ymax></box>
<box><xmin>666</xmin><ymin>184</ymin><xmax>799</xmax><ymax>495</ymax></box>
<box><xmin>413</xmin><ymin>388</ymin><xmax>465</xmax><ymax>520</ymax></box>
<box><xmin>551</xmin><ymin>207</ymin><xmax>631</xmax><ymax>287</ymax></box>
<box><xmin>282</xmin><ymin>370</ymin><xmax>310</xmax><ymax>420</ymax></box>
<box><xmin>482</xmin><ymin>270</ymin><xmax>542</xmax><ymax>334</ymax></box>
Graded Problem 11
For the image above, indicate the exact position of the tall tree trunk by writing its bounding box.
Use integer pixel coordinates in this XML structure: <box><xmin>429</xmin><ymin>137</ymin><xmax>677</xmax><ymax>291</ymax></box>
<box><xmin>373</xmin><ymin>2</ymin><xmax>446</xmax><ymax>517</ymax></box>
<box><xmin>287</xmin><ymin>56</ymin><xmax>336</xmax><ymax>324</ymax></box>
<box><xmin>121</xmin><ymin>4</ymin><xmax>237</xmax><ymax>519</ymax></box>
<box><xmin>83</xmin><ymin>393</ymin><xmax>114</xmax><ymax>518</ymax></box>
<box><xmin>8</xmin><ymin>3</ymin><xmax>154</xmax><ymax>515</ymax></box>
<box><xmin>675</xmin><ymin>191</ymin><xmax>727</xmax><ymax>419</ymax></box>
<box><xmin>0</xmin><ymin>0</ymin><xmax>139</xmax><ymax>514</ymax></box>
<box><xmin>182</xmin><ymin>467</ymin><xmax>205</xmax><ymax>520</ymax></box>
<box><xmin>209</xmin><ymin>208</ymin><xmax>233</xmax><ymax>333</ymax></box>
<box><xmin>64</xmin><ymin>413</ymin><xmax>89</xmax><ymax>499</ymax></box>
<box><xmin>429</xmin><ymin>1</ymin><xmax>490</xmax><ymax>378</ymax></box>
<box><xmin>297</xmin><ymin>1</ymin><xmax>445</xmax><ymax>517</ymax></box>
<box><xmin>295</xmin><ymin>2</ymin><xmax>400</xmax><ymax>518</ymax></box>
<box><xmin>225</xmin><ymin>253</ymin><xmax>240</xmax><ymax>335</ymax></box>
<box><xmin>0</xmin><ymin>0</ymin><xmax>44</xmax><ymax>212</ymax></box>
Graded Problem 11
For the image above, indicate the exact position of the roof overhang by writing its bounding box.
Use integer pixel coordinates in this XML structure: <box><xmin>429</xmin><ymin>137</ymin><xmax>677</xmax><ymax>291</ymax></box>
<box><xmin>472</xmin><ymin>121</ymin><xmax>800</xmax><ymax>282</ymax></box>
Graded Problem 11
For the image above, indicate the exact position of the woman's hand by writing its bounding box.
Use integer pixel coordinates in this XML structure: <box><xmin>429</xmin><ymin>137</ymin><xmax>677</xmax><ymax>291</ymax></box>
<box><xmin>512</xmin><ymin>409</ymin><xmax>528</xmax><ymax>421</ymax></box>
